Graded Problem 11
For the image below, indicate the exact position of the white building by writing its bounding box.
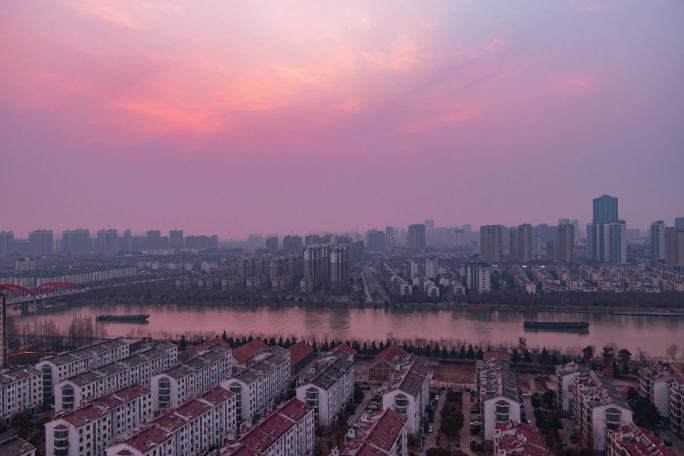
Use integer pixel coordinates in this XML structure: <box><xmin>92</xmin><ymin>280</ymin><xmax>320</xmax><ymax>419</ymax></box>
<box><xmin>338</xmin><ymin>408</ymin><xmax>408</xmax><ymax>456</ymax></box>
<box><xmin>151</xmin><ymin>344</ymin><xmax>232</xmax><ymax>413</ymax></box>
<box><xmin>296</xmin><ymin>351</ymin><xmax>354</xmax><ymax>428</ymax></box>
<box><xmin>608</xmin><ymin>422</ymin><xmax>674</xmax><ymax>456</ymax></box>
<box><xmin>221</xmin><ymin>346</ymin><xmax>291</xmax><ymax>425</ymax></box>
<box><xmin>670</xmin><ymin>374</ymin><xmax>684</xmax><ymax>434</ymax></box>
<box><xmin>36</xmin><ymin>338</ymin><xmax>132</xmax><ymax>404</ymax></box>
<box><xmin>55</xmin><ymin>341</ymin><xmax>177</xmax><ymax>412</ymax></box>
<box><xmin>493</xmin><ymin>421</ymin><xmax>550</xmax><ymax>456</ymax></box>
<box><xmin>573</xmin><ymin>369</ymin><xmax>633</xmax><ymax>452</ymax></box>
<box><xmin>0</xmin><ymin>367</ymin><xmax>42</xmax><ymax>422</ymax></box>
<box><xmin>465</xmin><ymin>262</ymin><xmax>491</xmax><ymax>293</ymax></box>
<box><xmin>0</xmin><ymin>432</ymin><xmax>36</xmax><ymax>456</ymax></box>
<box><xmin>638</xmin><ymin>362</ymin><xmax>672</xmax><ymax>418</ymax></box>
<box><xmin>220</xmin><ymin>398</ymin><xmax>314</xmax><ymax>456</ymax></box>
<box><xmin>425</xmin><ymin>256</ymin><xmax>439</xmax><ymax>280</ymax></box>
<box><xmin>106</xmin><ymin>385</ymin><xmax>237</xmax><ymax>456</ymax></box>
<box><xmin>45</xmin><ymin>384</ymin><xmax>152</xmax><ymax>456</ymax></box>
<box><xmin>556</xmin><ymin>361</ymin><xmax>588</xmax><ymax>414</ymax></box>
<box><xmin>381</xmin><ymin>355</ymin><xmax>431</xmax><ymax>437</ymax></box>
<box><xmin>477</xmin><ymin>359</ymin><xmax>522</xmax><ymax>443</ymax></box>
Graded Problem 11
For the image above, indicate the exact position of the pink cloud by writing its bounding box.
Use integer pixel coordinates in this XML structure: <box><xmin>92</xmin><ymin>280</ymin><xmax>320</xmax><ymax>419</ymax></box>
<box><xmin>549</xmin><ymin>74</ymin><xmax>597</xmax><ymax>94</ymax></box>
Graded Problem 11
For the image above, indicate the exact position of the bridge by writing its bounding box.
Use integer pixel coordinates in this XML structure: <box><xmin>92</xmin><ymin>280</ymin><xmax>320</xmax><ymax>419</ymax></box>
<box><xmin>0</xmin><ymin>282</ymin><xmax>83</xmax><ymax>312</ymax></box>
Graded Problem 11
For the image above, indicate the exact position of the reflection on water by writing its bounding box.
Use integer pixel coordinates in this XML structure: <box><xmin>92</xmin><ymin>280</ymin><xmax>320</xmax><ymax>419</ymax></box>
<box><xmin>11</xmin><ymin>303</ymin><xmax>683</xmax><ymax>357</ymax></box>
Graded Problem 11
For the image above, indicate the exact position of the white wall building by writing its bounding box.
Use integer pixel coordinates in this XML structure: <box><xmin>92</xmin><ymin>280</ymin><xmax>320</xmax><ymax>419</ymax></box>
<box><xmin>106</xmin><ymin>386</ymin><xmax>237</xmax><ymax>456</ymax></box>
<box><xmin>338</xmin><ymin>408</ymin><xmax>408</xmax><ymax>456</ymax></box>
<box><xmin>493</xmin><ymin>420</ymin><xmax>550</xmax><ymax>456</ymax></box>
<box><xmin>221</xmin><ymin>346</ymin><xmax>291</xmax><ymax>425</ymax></box>
<box><xmin>55</xmin><ymin>341</ymin><xmax>177</xmax><ymax>412</ymax></box>
<box><xmin>477</xmin><ymin>359</ymin><xmax>522</xmax><ymax>443</ymax></box>
<box><xmin>381</xmin><ymin>355</ymin><xmax>431</xmax><ymax>437</ymax></box>
<box><xmin>296</xmin><ymin>351</ymin><xmax>354</xmax><ymax>428</ymax></box>
<box><xmin>36</xmin><ymin>338</ymin><xmax>132</xmax><ymax>404</ymax></box>
<box><xmin>556</xmin><ymin>362</ymin><xmax>588</xmax><ymax>414</ymax></box>
<box><xmin>638</xmin><ymin>362</ymin><xmax>672</xmax><ymax>418</ymax></box>
<box><xmin>0</xmin><ymin>366</ymin><xmax>42</xmax><ymax>422</ymax></box>
<box><xmin>45</xmin><ymin>384</ymin><xmax>152</xmax><ymax>456</ymax></box>
<box><xmin>220</xmin><ymin>398</ymin><xmax>314</xmax><ymax>456</ymax></box>
<box><xmin>608</xmin><ymin>422</ymin><xmax>674</xmax><ymax>456</ymax></box>
<box><xmin>151</xmin><ymin>344</ymin><xmax>232</xmax><ymax>413</ymax></box>
<box><xmin>465</xmin><ymin>262</ymin><xmax>491</xmax><ymax>293</ymax></box>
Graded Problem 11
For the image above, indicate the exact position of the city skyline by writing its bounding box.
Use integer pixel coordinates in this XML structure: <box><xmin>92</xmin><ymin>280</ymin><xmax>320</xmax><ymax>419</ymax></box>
<box><xmin>1</xmin><ymin>1</ymin><xmax>683</xmax><ymax>237</ymax></box>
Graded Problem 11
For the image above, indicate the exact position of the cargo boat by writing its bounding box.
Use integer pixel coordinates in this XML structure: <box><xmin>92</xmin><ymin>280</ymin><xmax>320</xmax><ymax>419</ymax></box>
<box><xmin>96</xmin><ymin>314</ymin><xmax>150</xmax><ymax>323</ymax></box>
<box><xmin>523</xmin><ymin>320</ymin><xmax>589</xmax><ymax>332</ymax></box>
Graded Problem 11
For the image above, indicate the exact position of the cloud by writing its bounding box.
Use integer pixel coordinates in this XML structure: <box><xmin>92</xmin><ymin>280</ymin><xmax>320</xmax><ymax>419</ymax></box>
<box><xmin>549</xmin><ymin>74</ymin><xmax>596</xmax><ymax>94</ymax></box>
<box><xmin>63</xmin><ymin>0</ymin><xmax>140</xmax><ymax>28</ymax></box>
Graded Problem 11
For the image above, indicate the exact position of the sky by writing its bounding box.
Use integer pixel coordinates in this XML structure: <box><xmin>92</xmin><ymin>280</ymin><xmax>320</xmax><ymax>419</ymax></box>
<box><xmin>1</xmin><ymin>0</ymin><xmax>683</xmax><ymax>238</ymax></box>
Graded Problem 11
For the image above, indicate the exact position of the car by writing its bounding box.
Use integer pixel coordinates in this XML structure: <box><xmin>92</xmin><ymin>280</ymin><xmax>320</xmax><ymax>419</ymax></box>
<box><xmin>435</xmin><ymin>394</ymin><xmax>440</xmax><ymax>401</ymax></box>
<box><xmin>523</xmin><ymin>392</ymin><xmax>533</xmax><ymax>397</ymax></box>
<box><xmin>663</xmin><ymin>440</ymin><xmax>672</xmax><ymax>447</ymax></box>
<box><xmin>428</xmin><ymin>425</ymin><xmax>433</xmax><ymax>433</ymax></box>
<box><xmin>561</xmin><ymin>441</ymin><xmax>567</xmax><ymax>448</ymax></box>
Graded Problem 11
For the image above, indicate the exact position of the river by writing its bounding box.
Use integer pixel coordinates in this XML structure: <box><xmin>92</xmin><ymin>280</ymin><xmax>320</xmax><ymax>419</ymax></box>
<box><xmin>11</xmin><ymin>303</ymin><xmax>684</xmax><ymax>357</ymax></box>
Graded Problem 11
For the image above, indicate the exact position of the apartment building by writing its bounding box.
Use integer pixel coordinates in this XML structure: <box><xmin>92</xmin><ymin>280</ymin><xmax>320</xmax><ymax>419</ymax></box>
<box><xmin>45</xmin><ymin>384</ymin><xmax>152</xmax><ymax>456</ymax></box>
<box><xmin>55</xmin><ymin>341</ymin><xmax>177</xmax><ymax>412</ymax></box>
<box><xmin>368</xmin><ymin>345</ymin><xmax>410</xmax><ymax>383</ymax></box>
<box><xmin>556</xmin><ymin>362</ymin><xmax>588</xmax><ymax>414</ymax></box>
<box><xmin>0</xmin><ymin>367</ymin><xmax>42</xmax><ymax>422</ymax></box>
<box><xmin>572</xmin><ymin>369</ymin><xmax>633</xmax><ymax>453</ymax></box>
<box><xmin>106</xmin><ymin>386</ymin><xmax>237</xmax><ymax>456</ymax></box>
<box><xmin>220</xmin><ymin>398</ymin><xmax>314</xmax><ymax>456</ymax></box>
<box><xmin>221</xmin><ymin>346</ymin><xmax>291</xmax><ymax>425</ymax></box>
<box><xmin>0</xmin><ymin>432</ymin><xmax>36</xmax><ymax>456</ymax></box>
<box><xmin>477</xmin><ymin>358</ymin><xmax>522</xmax><ymax>443</ymax></box>
<box><xmin>295</xmin><ymin>351</ymin><xmax>354</xmax><ymax>428</ymax></box>
<box><xmin>493</xmin><ymin>421</ymin><xmax>550</xmax><ymax>456</ymax></box>
<box><xmin>381</xmin><ymin>355</ymin><xmax>431</xmax><ymax>437</ymax></box>
<box><xmin>638</xmin><ymin>362</ymin><xmax>673</xmax><ymax>418</ymax></box>
<box><xmin>36</xmin><ymin>338</ymin><xmax>132</xmax><ymax>404</ymax></box>
<box><xmin>338</xmin><ymin>409</ymin><xmax>408</xmax><ymax>456</ymax></box>
<box><xmin>231</xmin><ymin>339</ymin><xmax>269</xmax><ymax>369</ymax></box>
<box><xmin>151</xmin><ymin>344</ymin><xmax>232</xmax><ymax>413</ymax></box>
<box><xmin>607</xmin><ymin>422</ymin><xmax>674</xmax><ymax>456</ymax></box>
<box><xmin>670</xmin><ymin>375</ymin><xmax>684</xmax><ymax>434</ymax></box>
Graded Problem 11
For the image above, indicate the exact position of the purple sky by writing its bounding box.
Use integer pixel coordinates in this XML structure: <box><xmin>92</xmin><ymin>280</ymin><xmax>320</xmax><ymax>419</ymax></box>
<box><xmin>1</xmin><ymin>0</ymin><xmax>683</xmax><ymax>238</ymax></box>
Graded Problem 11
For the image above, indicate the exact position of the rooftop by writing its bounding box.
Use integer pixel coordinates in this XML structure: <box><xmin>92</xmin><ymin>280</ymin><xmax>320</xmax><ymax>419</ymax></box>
<box><xmin>341</xmin><ymin>409</ymin><xmax>407</xmax><ymax>455</ymax></box>
<box><xmin>232</xmin><ymin>339</ymin><xmax>269</xmax><ymax>364</ymax></box>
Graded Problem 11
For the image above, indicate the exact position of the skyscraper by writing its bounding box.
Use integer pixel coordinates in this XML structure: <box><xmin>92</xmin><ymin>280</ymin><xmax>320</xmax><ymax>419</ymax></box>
<box><xmin>62</xmin><ymin>229</ymin><xmax>91</xmax><ymax>254</ymax></box>
<box><xmin>675</xmin><ymin>217</ymin><xmax>684</xmax><ymax>231</ymax></box>
<box><xmin>28</xmin><ymin>229</ymin><xmax>54</xmax><ymax>256</ymax></box>
<box><xmin>366</xmin><ymin>229</ymin><xmax>386</xmax><ymax>252</ymax></box>
<box><xmin>384</xmin><ymin>226</ymin><xmax>396</xmax><ymax>251</ymax></box>
<box><xmin>650</xmin><ymin>221</ymin><xmax>666</xmax><ymax>262</ymax></box>
<box><xmin>516</xmin><ymin>224</ymin><xmax>532</xmax><ymax>261</ymax></box>
<box><xmin>464</xmin><ymin>262</ymin><xmax>491</xmax><ymax>293</ymax></box>
<box><xmin>425</xmin><ymin>256</ymin><xmax>439</xmax><ymax>279</ymax></box>
<box><xmin>557</xmin><ymin>223</ymin><xmax>576</xmax><ymax>262</ymax></box>
<box><xmin>283</xmin><ymin>235</ymin><xmax>303</xmax><ymax>254</ymax></box>
<box><xmin>330</xmin><ymin>246</ymin><xmax>349</xmax><ymax>292</ymax></box>
<box><xmin>480</xmin><ymin>225</ymin><xmax>503</xmax><ymax>262</ymax></box>
<box><xmin>169</xmin><ymin>230</ymin><xmax>184</xmax><ymax>250</ymax></box>
<box><xmin>96</xmin><ymin>229</ymin><xmax>119</xmax><ymax>256</ymax></box>
<box><xmin>0</xmin><ymin>231</ymin><xmax>15</xmax><ymax>257</ymax></box>
<box><xmin>146</xmin><ymin>230</ymin><xmax>162</xmax><ymax>249</ymax></box>
<box><xmin>588</xmin><ymin>194</ymin><xmax>626</xmax><ymax>263</ymax></box>
<box><xmin>665</xmin><ymin>227</ymin><xmax>684</xmax><ymax>267</ymax></box>
<box><xmin>266</xmin><ymin>236</ymin><xmax>279</xmax><ymax>254</ymax></box>
<box><xmin>408</xmin><ymin>224</ymin><xmax>426</xmax><ymax>251</ymax></box>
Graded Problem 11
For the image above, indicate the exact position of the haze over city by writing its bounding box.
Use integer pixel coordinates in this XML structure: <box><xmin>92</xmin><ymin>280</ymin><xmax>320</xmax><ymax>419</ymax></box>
<box><xmin>2</xmin><ymin>0</ymin><xmax>684</xmax><ymax>237</ymax></box>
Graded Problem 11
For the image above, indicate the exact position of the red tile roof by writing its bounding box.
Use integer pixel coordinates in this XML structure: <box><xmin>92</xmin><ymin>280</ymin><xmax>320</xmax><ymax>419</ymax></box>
<box><xmin>233</xmin><ymin>339</ymin><xmax>269</xmax><ymax>364</ymax></box>
<box><xmin>333</xmin><ymin>343</ymin><xmax>357</xmax><ymax>357</ymax></box>
<box><xmin>485</xmin><ymin>351</ymin><xmax>512</xmax><ymax>362</ymax></box>
<box><xmin>369</xmin><ymin>345</ymin><xmax>409</xmax><ymax>368</ymax></box>
<box><xmin>367</xmin><ymin>409</ymin><xmax>406</xmax><ymax>451</ymax></box>
<box><xmin>183</xmin><ymin>336</ymin><xmax>231</xmax><ymax>359</ymax></box>
<box><xmin>288</xmin><ymin>342</ymin><xmax>313</xmax><ymax>366</ymax></box>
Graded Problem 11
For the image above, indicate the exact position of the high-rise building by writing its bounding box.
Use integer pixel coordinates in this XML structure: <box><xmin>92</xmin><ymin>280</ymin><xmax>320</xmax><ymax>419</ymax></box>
<box><xmin>283</xmin><ymin>235</ymin><xmax>303</xmax><ymax>254</ymax></box>
<box><xmin>650</xmin><ymin>221</ymin><xmax>666</xmax><ymax>262</ymax></box>
<box><xmin>385</xmin><ymin>226</ymin><xmax>396</xmax><ymax>251</ymax></box>
<box><xmin>408</xmin><ymin>224</ymin><xmax>426</xmax><ymax>251</ymax></box>
<box><xmin>675</xmin><ymin>217</ymin><xmax>684</xmax><ymax>231</ymax></box>
<box><xmin>330</xmin><ymin>246</ymin><xmax>349</xmax><ymax>292</ymax></box>
<box><xmin>169</xmin><ymin>229</ymin><xmax>184</xmax><ymax>250</ymax></box>
<box><xmin>480</xmin><ymin>225</ymin><xmax>503</xmax><ymax>262</ymax></box>
<box><xmin>266</xmin><ymin>236</ymin><xmax>279</xmax><ymax>254</ymax></box>
<box><xmin>588</xmin><ymin>194</ymin><xmax>626</xmax><ymax>263</ymax></box>
<box><xmin>517</xmin><ymin>224</ymin><xmax>532</xmax><ymax>261</ymax></box>
<box><xmin>0</xmin><ymin>231</ymin><xmax>15</xmax><ymax>257</ymax></box>
<box><xmin>366</xmin><ymin>229</ymin><xmax>386</xmax><ymax>252</ymax></box>
<box><xmin>120</xmin><ymin>229</ymin><xmax>132</xmax><ymax>251</ymax></box>
<box><xmin>61</xmin><ymin>229</ymin><xmax>91</xmax><ymax>255</ymax></box>
<box><xmin>593</xmin><ymin>194</ymin><xmax>618</xmax><ymax>224</ymax></box>
<box><xmin>665</xmin><ymin>227</ymin><xmax>684</xmax><ymax>267</ymax></box>
<box><xmin>464</xmin><ymin>262</ymin><xmax>491</xmax><ymax>293</ymax></box>
<box><xmin>303</xmin><ymin>244</ymin><xmax>330</xmax><ymax>289</ymax></box>
<box><xmin>0</xmin><ymin>292</ymin><xmax>6</xmax><ymax>368</ymax></box>
<box><xmin>454</xmin><ymin>229</ymin><xmax>465</xmax><ymax>247</ymax></box>
<box><xmin>557</xmin><ymin>223</ymin><xmax>576</xmax><ymax>262</ymax></box>
<box><xmin>28</xmin><ymin>229</ymin><xmax>54</xmax><ymax>256</ymax></box>
<box><xmin>425</xmin><ymin>256</ymin><xmax>439</xmax><ymax>279</ymax></box>
<box><xmin>96</xmin><ymin>229</ymin><xmax>119</xmax><ymax>256</ymax></box>
<box><xmin>146</xmin><ymin>230</ymin><xmax>162</xmax><ymax>249</ymax></box>
<box><xmin>605</xmin><ymin>221</ymin><xmax>627</xmax><ymax>264</ymax></box>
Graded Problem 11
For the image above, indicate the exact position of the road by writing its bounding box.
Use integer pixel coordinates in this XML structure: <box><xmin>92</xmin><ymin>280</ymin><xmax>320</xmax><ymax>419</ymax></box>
<box><xmin>363</xmin><ymin>266</ymin><xmax>391</xmax><ymax>305</ymax></box>
<box><xmin>347</xmin><ymin>387</ymin><xmax>375</xmax><ymax>426</ymax></box>
<box><xmin>458</xmin><ymin>392</ymin><xmax>477</xmax><ymax>455</ymax></box>
<box><xmin>421</xmin><ymin>395</ymin><xmax>445</xmax><ymax>454</ymax></box>
<box><xmin>523</xmin><ymin>397</ymin><xmax>536</xmax><ymax>427</ymax></box>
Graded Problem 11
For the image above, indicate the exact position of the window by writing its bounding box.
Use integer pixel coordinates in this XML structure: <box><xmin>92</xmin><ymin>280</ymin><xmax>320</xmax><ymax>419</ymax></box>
<box><xmin>495</xmin><ymin>400</ymin><xmax>510</xmax><ymax>422</ymax></box>
<box><xmin>605</xmin><ymin>408</ymin><xmax>621</xmax><ymax>430</ymax></box>
<box><xmin>394</xmin><ymin>394</ymin><xmax>409</xmax><ymax>415</ymax></box>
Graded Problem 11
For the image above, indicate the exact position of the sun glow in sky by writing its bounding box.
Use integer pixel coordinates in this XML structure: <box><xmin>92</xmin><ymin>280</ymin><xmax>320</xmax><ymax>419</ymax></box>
<box><xmin>1</xmin><ymin>0</ymin><xmax>683</xmax><ymax>236</ymax></box>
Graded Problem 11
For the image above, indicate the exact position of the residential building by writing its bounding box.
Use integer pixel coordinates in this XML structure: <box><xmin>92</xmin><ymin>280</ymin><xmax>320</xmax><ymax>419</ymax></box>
<box><xmin>572</xmin><ymin>369</ymin><xmax>633</xmax><ymax>452</ymax></box>
<box><xmin>220</xmin><ymin>399</ymin><xmax>314</xmax><ymax>456</ymax></box>
<box><xmin>266</xmin><ymin>236</ymin><xmax>279</xmax><ymax>254</ymax></box>
<box><xmin>556</xmin><ymin>362</ymin><xmax>588</xmax><ymax>414</ymax></box>
<box><xmin>557</xmin><ymin>223</ymin><xmax>576</xmax><ymax>262</ymax></box>
<box><xmin>296</xmin><ymin>351</ymin><xmax>354</xmax><ymax>428</ymax></box>
<box><xmin>381</xmin><ymin>355</ymin><xmax>431</xmax><ymax>437</ymax></box>
<box><xmin>303</xmin><ymin>244</ymin><xmax>331</xmax><ymax>289</ymax></box>
<box><xmin>607</xmin><ymin>422</ymin><xmax>674</xmax><ymax>456</ymax></box>
<box><xmin>0</xmin><ymin>431</ymin><xmax>35</xmax><ymax>456</ymax></box>
<box><xmin>0</xmin><ymin>293</ymin><xmax>6</xmax><ymax>368</ymax></box>
<box><xmin>407</xmin><ymin>224</ymin><xmax>426</xmax><ymax>251</ymax></box>
<box><xmin>232</xmin><ymin>339</ymin><xmax>269</xmax><ymax>369</ymax></box>
<box><xmin>61</xmin><ymin>229</ymin><xmax>91</xmax><ymax>255</ymax></box>
<box><xmin>45</xmin><ymin>384</ymin><xmax>152</xmax><ymax>456</ymax></box>
<box><xmin>465</xmin><ymin>262</ymin><xmax>491</xmax><ymax>293</ymax></box>
<box><xmin>676</xmin><ymin>217</ymin><xmax>684</xmax><ymax>231</ymax></box>
<box><xmin>651</xmin><ymin>221</ymin><xmax>666</xmax><ymax>262</ymax></box>
<box><xmin>477</xmin><ymin>358</ymin><xmax>522</xmax><ymax>443</ymax></box>
<box><xmin>221</xmin><ymin>346</ymin><xmax>291</xmax><ymax>425</ymax></box>
<box><xmin>54</xmin><ymin>341</ymin><xmax>177</xmax><ymax>412</ymax></box>
<box><xmin>588</xmin><ymin>195</ymin><xmax>627</xmax><ymax>264</ymax></box>
<box><xmin>338</xmin><ymin>408</ymin><xmax>408</xmax><ymax>456</ymax></box>
<box><xmin>665</xmin><ymin>227</ymin><xmax>684</xmax><ymax>267</ymax></box>
<box><xmin>425</xmin><ymin>256</ymin><xmax>439</xmax><ymax>279</ymax></box>
<box><xmin>282</xmin><ymin>235</ymin><xmax>303</xmax><ymax>254</ymax></box>
<box><xmin>28</xmin><ymin>229</ymin><xmax>54</xmax><ymax>256</ymax></box>
<box><xmin>36</xmin><ymin>338</ymin><xmax>132</xmax><ymax>405</ymax></box>
<box><xmin>95</xmin><ymin>229</ymin><xmax>119</xmax><ymax>256</ymax></box>
<box><xmin>288</xmin><ymin>342</ymin><xmax>314</xmax><ymax>374</ymax></box>
<box><xmin>106</xmin><ymin>386</ymin><xmax>237</xmax><ymax>456</ymax></box>
<box><xmin>330</xmin><ymin>246</ymin><xmax>349</xmax><ymax>292</ymax></box>
<box><xmin>151</xmin><ymin>343</ymin><xmax>232</xmax><ymax>412</ymax></box>
<box><xmin>514</xmin><ymin>224</ymin><xmax>532</xmax><ymax>261</ymax></box>
<box><xmin>670</xmin><ymin>375</ymin><xmax>684</xmax><ymax>434</ymax></box>
<box><xmin>0</xmin><ymin>367</ymin><xmax>42</xmax><ymax>422</ymax></box>
<box><xmin>368</xmin><ymin>346</ymin><xmax>410</xmax><ymax>383</ymax></box>
<box><xmin>480</xmin><ymin>225</ymin><xmax>503</xmax><ymax>262</ymax></box>
<box><xmin>169</xmin><ymin>230</ymin><xmax>184</xmax><ymax>250</ymax></box>
<box><xmin>493</xmin><ymin>421</ymin><xmax>550</xmax><ymax>456</ymax></box>
<box><xmin>638</xmin><ymin>362</ymin><xmax>672</xmax><ymax>417</ymax></box>
<box><xmin>366</xmin><ymin>230</ymin><xmax>386</xmax><ymax>253</ymax></box>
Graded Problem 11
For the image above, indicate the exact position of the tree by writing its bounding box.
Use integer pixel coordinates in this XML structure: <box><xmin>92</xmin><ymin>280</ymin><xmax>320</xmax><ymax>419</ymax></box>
<box><xmin>581</xmin><ymin>345</ymin><xmax>595</xmax><ymax>364</ymax></box>
<box><xmin>666</xmin><ymin>344</ymin><xmax>679</xmax><ymax>363</ymax></box>
<box><xmin>426</xmin><ymin>449</ymin><xmax>450</xmax><ymax>456</ymax></box>
<box><xmin>618</xmin><ymin>348</ymin><xmax>632</xmax><ymax>374</ymax></box>
<box><xmin>441</xmin><ymin>413</ymin><xmax>464</xmax><ymax>438</ymax></box>
<box><xmin>466</xmin><ymin>345</ymin><xmax>475</xmax><ymax>359</ymax></box>
<box><xmin>542</xmin><ymin>390</ymin><xmax>556</xmax><ymax>408</ymax></box>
